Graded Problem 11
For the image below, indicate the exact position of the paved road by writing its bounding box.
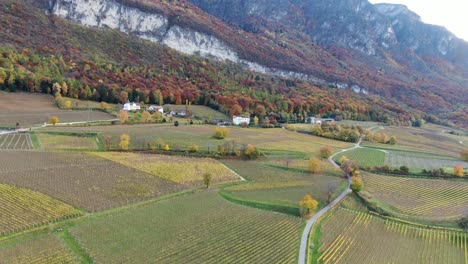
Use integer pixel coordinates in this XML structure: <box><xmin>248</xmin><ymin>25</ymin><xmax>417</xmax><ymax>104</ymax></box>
<box><xmin>297</xmin><ymin>133</ymin><xmax>371</xmax><ymax>264</ymax></box>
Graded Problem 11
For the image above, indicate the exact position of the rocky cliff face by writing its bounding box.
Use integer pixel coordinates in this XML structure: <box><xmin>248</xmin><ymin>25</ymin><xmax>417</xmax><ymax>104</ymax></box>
<box><xmin>48</xmin><ymin>0</ymin><xmax>328</xmax><ymax>83</ymax></box>
<box><xmin>189</xmin><ymin>0</ymin><xmax>468</xmax><ymax>65</ymax></box>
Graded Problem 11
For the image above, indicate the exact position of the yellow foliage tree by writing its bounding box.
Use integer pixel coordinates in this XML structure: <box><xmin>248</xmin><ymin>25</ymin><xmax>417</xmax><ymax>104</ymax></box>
<box><xmin>244</xmin><ymin>144</ymin><xmax>259</xmax><ymax>159</ymax></box>
<box><xmin>142</xmin><ymin>111</ymin><xmax>152</xmax><ymax>123</ymax></box>
<box><xmin>119</xmin><ymin>134</ymin><xmax>130</xmax><ymax>150</ymax></box>
<box><xmin>100</xmin><ymin>102</ymin><xmax>109</xmax><ymax>110</ymax></box>
<box><xmin>119</xmin><ymin>109</ymin><xmax>129</xmax><ymax>124</ymax></box>
<box><xmin>253</xmin><ymin>116</ymin><xmax>259</xmax><ymax>126</ymax></box>
<box><xmin>350</xmin><ymin>176</ymin><xmax>363</xmax><ymax>193</ymax></box>
<box><xmin>299</xmin><ymin>194</ymin><xmax>318</xmax><ymax>217</ymax></box>
<box><xmin>64</xmin><ymin>100</ymin><xmax>71</xmax><ymax>109</ymax></box>
<box><xmin>164</xmin><ymin>144</ymin><xmax>170</xmax><ymax>151</ymax></box>
<box><xmin>454</xmin><ymin>165</ymin><xmax>464</xmax><ymax>177</ymax></box>
<box><xmin>213</xmin><ymin>127</ymin><xmax>229</xmax><ymax>139</ymax></box>
<box><xmin>49</xmin><ymin>116</ymin><xmax>59</xmax><ymax>126</ymax></box>
<box><xmin>308</xmin><ymin>158</ymin><xmax>321</xmax><ymax>174</ymax></box>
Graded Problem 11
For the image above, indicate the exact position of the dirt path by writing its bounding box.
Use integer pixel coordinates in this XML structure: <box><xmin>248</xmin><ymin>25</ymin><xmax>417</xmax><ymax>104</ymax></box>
<box><xmin>298</xmin><ymin>127</ymin><xmax>381</xmax><ymax>264</ymax></box>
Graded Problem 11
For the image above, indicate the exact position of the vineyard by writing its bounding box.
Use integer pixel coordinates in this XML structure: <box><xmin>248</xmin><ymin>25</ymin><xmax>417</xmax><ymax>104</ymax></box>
<box><xmin>362</xmin><ymin>173</ymin><xmax>468</xmax><ymax>220</ymax></box>
<box><xmin>0</xmin><ymin>151</ymin><xmax>185</xmax><ymax>211</ymax></box>
<box><xmin>92</xmin><ymin>152</ymin><xmax>240</xmax><ymax>184</ymax></box>
<box><xmin>385</xmin><ymin>152</ymin><xmax>468</xmax><ymax>171</ymax></box>
<box><xmin>315</xmin><ymin>207</ymin><xmax>468</xmax><ymax>264</ymax></box>
<box><xmin>0</xmin><ymin>184</ymin><xmax>81</xmax><ymax>235</ymax></box>
<box><xmin>71</xmin><ymin>191</ymin><xmax>303</xmax><ymax>263</ymax></box>
<box><xmin>334</xmin><ymin>148</ymin><xmax>386</xmax><ymax>168</ymax></box>
<box><xmin>0</xmin><ymin>234</ymin><xmax>78</xmax><ymax>263</ymax></box>
<box><xmin>0</xmin><ymin>133</ymin><xmax>34</xmax><ymax>150</ymax></box>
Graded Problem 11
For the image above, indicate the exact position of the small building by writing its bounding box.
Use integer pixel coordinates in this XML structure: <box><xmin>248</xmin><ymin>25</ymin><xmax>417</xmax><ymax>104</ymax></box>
<box><xmin>232</xmin><ymin>116</ymin><xmax>250</xmax><ymax>126</ymax></box>
<box><xmin>308</xmin><ymin>116</ymin><xmax>322</xmax><ymax>125</ymax></box>
<box><xmin>169</xmin><ymin>110</ymin><xmax>186</xmax><ymax>117</ymax></box>
<box><xmin>147</xmin><ymin>105</ymin><xmax>164</xmax><ymax>113</ymax></box>
<box><xmin>123</xmin><ymin>102</ymin><xmax>141</xmax><ymax>111</ymax></box>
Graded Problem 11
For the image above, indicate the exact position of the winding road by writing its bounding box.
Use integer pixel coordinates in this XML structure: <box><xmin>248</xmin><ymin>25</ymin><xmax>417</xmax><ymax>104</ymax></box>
<box><xmin>298</xmin><ymin>130</ymin><xmax>376</xmax><ymax>264</ymax></box>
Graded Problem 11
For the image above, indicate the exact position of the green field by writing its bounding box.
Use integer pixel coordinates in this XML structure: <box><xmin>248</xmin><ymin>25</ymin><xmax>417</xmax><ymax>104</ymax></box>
<box><xmin>37</xmin><ymin>133</ymin><xmax>98</xmax><ymax>151</ymax></box>
<box><xmin>313</xmin><ymin>207</ymin><xmax>468</xmax><ymax>264</ymax></box>
<box><xmin>71</xmin><ymin>191</ymin><xmax>303</xmax><ymax>263</ymax></box>
<box><xmin>362</xmin><ymin>173</ymin><xmax>468</xmax><ymax>221</ymax></box>
<box><xmin>334</xmin><ymin>148</ymin><xmax>386</xmax><ymax>168</ymax></box>
<box><xmin>164</xmin><ymin>104</ymin><xmax>229</xmax><ymax>120</ymax></box>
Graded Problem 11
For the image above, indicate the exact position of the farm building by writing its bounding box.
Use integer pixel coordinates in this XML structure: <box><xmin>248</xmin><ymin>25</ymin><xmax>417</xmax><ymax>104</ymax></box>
<box><xmin>232</xmin><ymin>116</ymin><xmax>250</xmax><ymax>126</ymax></box>
<box><xmin>147</xmin><ymin>105</ymin><xmax>164</xmax><ymax>113</ymax></box>
<box><xmin>123</xmin><ymin>102</ymin><xmax>141</xmax><ymax>111</ymax></box>
<box><xmin>306</xmin><ymin>116</ymin><xmax>335</xmax><ymax>125</ymax></box>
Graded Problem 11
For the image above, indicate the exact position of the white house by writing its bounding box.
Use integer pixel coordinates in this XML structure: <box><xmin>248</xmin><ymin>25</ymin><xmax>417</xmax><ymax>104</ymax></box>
<box><xmin>147</xmin><ymin>105</ymin><xmax>164</xmax><ymax>113</ymax></box>
<box><xmin>123</xmin><ymin>102</ymin><xmax>141</xmax><ymax>111</ymax></box>
<box><xmin>232</xmin><ymin>116</ymin><xmax>250</xmax><ymax>126</ymax></box>
<box><xmin>309</xmin><ymin>117</ymin><xmax>322</xmax><ymax>125</ymax></box>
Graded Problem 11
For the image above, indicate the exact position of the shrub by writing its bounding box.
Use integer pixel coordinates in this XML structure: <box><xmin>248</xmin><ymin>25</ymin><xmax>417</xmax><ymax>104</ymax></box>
<box><xmin>188</xmin><ymin>144</ymin><xmax>199</xmax><ymax>153</ymax></box>
<box><xmin>119</xmin><ymin>134</ymin><xmax>130</xmax><ymax>150</ymax></box>
<box><xmin>308</xmin><ymin>158</ymin><xmax>321</xmax><ymax>174</ymax></box>
<box><xmin>399</xmin><ymin>166</ymin><xmax>409</xmax><ymax>175</ymax></box>
<box><xmin>174</xmin><ymin>121</ymin><xmax>179</xmax><ymax>127</ymax></box>
<box><xmin>461</xmin><ymin>150</ymin><xmax>468</xmax><ymax>162</ymax></box>
<box><xmin>454</xmin><ymin>165</ymin><xmax>464</xmax><ymax>177</ymax></box>
<box><xmin>319</xmin><ymin>146</ymin><xmax>333</xmax><ymax>159</ymax></box>
<box><xmin>284</xmin><ymin>124</ymin><xmax>297</xmax><ymax>131</ymax></box>
<box><xmin>244</xmin><ymin>144</ymin><xmax>260</xmax><ymax>160</ymax></box>
<box><xmin>213</xmin><ymin>127</ymin><xmax>229</xmax><ymax>139</ymax></box>
<box><xmin>350</xmin><ymin>176</ymin><xmax>363</xmax><ymax>193</ymax></box>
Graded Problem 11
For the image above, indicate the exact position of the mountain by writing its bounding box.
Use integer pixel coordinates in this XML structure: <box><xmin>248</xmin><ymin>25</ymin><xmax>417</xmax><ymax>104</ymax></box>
<box><xmin>0</xmin><ymin>0</ymin><xmax>467</xmax><ymax>126</ymax></box>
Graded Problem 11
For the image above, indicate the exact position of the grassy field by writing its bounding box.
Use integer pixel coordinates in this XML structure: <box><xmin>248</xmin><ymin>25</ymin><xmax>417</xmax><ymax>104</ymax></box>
<box><xmin>313</xmin><ymin>207</ymin><xmax>468</xmax><ymax>264</ymax></box>
<box><xmin>0</xmin><ymin>151</ymin><xmax>185</xmax><ymax>211</ymax></box>
<box><xmin>223</xmin><ymin>160</ymin><xmax>346</xmax><ymax>210</ymax></box>
<box><xmin>362</xmin><ymin>173</ymin><xmax>468</xmax><ymax>221</ymax></box>
<box><xmin>71</xmin><ymin>191</ymin><xmax>303</xmax><ymax>263</ymax></box>
<box><xmin>164</xmin><ymin>104</ymin><xmax>229</xmax><ymax>120</ymax></box>
<box><xmin>0</xmin><ymin>233</ymin><xmax>78</xmax><ymax>264</ymax></box>
<box><xmin>92</xmin><ymin>152</ymin><xmax>241</xmax><ymax>184</ymax></box>
<box><xmin>362</xmin><ymin>125</ymin><xmax>467</xmax><ymax>158</ymax></box>
<box><xmin>37</xmin><ymin>133</ymin><xmax>98</xmax><ymax>151</ymax></box>
<box><xmin>0</xmin><ymin>184</ymin><xmax>81</xmax><ymax>235</ymax></box>
<box><xmin>334</xmin><ymin>148</ymin><xmax>386</xmax><ymax>168</ymax></box>
<box><xmin>40</xmin><ymin>124</ymin><xmax>352</xmax><ymax>154</ymax></box>
<box><xmin>0</xmin><ymin>133</ymin><xmax>34</xmax><ymax>150</ymax></box>
<box><xmin>0</xmin><ymin>92</ymin><xmax>114</xmax><ymax>127</ymax></box>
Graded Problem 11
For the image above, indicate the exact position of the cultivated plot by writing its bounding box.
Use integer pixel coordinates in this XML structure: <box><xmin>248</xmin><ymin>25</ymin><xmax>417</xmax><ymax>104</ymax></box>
<box><xmin>71</xmin><ymin>191</ymin><xmax>303</xmax><ymax>263</ymax></box>
<box><xmin>385</xmin><ymin>152</ymin><xmax>468</xmax><ymax>171</ymax></box>
<box><xmin>334</xmin><ymin>148</ymin><xmax>386</xmax><ymax>168</ymax></box>
<box><xmin>0</xmin><ymin>233</ymin><xmax>78</xmax><ymax>264</ymax></box>
<box><xmin>36</xmin><ymin>133</ymin><xmax>98</xmax><ymax>151</ymax></box>
<box><xmin>92</xmin><ymin>152</ymin><xmax>241</xmax><ymax>184</ymax></box>
<box><xmin>362</xmin><ymin>173</ymin><xmax>468</xmax><ymax>220</ymax></box>
<box><xmin>0</xmin><ymin>133</ymin><xmax>34</xmax><ymax>150</ymax></box>
<box><xmin>315</xmin><ymin>207</ymin><xmax>467</xmax><ymax>264</ymax></box>
<box><xmin>0</xmin><ymin>184</ymin><xmax>81</xmax><ymax>235</ymax></box>
<box><xmin>0</xmin><ymin>92</ymin><xmax>114</xmax><ymax>127</ymax></box>
<box><xmin>0</xmin><ymin>151</ymin><xmax>184</xmax><ymax>211</ymax></box>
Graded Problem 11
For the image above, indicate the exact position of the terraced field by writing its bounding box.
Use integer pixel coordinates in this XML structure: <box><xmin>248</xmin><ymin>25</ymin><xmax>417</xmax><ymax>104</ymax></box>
<box><xmin>0</xmin><ymin>184</ymin><xmax>81</xmax><ymax>235</ymax></box>
<box><xmin>0</xmin><ymin>133</ymin><xmax>34</xmax><ymax>150</ymax></box>
<box><xmin>0</xmin><ymin>234</ymin><xmax>78</xmax><ymax>263</ymax></box>
<box><xmin>315</xmin><ymin>207</ymin><xmax>468</xmax><ymax>264</ymax></box>
<box><xmin>92</xmin><ymin>152</ymin><xmax>240</xmax><ymax>184</ymax></box>
<box><xmin>362</xmin><ymin>173</ymin><xmax>468</xmax><ymax>220</ymax></box>
<box><xmin>71</xmin><ymin>191</ymin><xmax>303</xmax><ymax>263</ymax></box>
<box><xmin>0</xmin><ymin>151</ymin><xmax>184</xmax><ymax>211</ymax></box>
